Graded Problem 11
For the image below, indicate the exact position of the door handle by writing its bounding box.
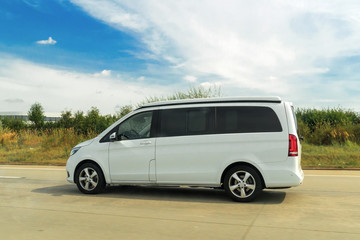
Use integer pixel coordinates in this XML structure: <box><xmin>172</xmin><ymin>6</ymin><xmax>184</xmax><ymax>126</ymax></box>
<box><xmin>140</xmin><ymin>140</ymin><xmax>152</xmax><ymax>145</ymax></box>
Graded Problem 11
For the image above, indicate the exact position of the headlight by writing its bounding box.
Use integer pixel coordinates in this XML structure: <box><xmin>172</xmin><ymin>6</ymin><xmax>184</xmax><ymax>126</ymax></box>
<box><xmin>70</xmin><ymin>147</ymin><xmax>81</xmax><ymax>156</ymax></box>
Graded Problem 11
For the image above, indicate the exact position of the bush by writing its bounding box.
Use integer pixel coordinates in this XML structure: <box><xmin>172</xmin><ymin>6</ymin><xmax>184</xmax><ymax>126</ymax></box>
<box><xmin>296</xmin><ymin>108</ymin><xmax>360</xmax><ymax>131</ymax></box>
<box><xmin>0</xmin><ymin>118</ymin><xmax>26</xmax><ymax>132</ymax></box>
<box><xmin>0</xmin><ymin>130</ymin><xmax>18</xmax><ymax>150</ymax></box>
<box><xmin>296</xmin><ymin>108</ymin><xmax>360</xmax><ymax>145</ymax></box>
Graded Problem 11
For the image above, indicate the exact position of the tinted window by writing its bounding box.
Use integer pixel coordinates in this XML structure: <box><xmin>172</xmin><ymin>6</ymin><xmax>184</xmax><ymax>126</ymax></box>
<box><xmin>187</xmin><ymin>109</ymin><xmax>208</xmax><ymax>133</ymax></box>
<box><xmin>117</xmin><ymin>111</ymin><xmax>153</xmax><ymax>140</ymax></box>
<box><xmin>216</xmin><ymin>107</ymin><xmax>282</xmax><ymax>133</ymax></box>
<box><xmin>159</xmin><ymin>108</ymin><xmax>213</xmax><ymax>137</ymax></box>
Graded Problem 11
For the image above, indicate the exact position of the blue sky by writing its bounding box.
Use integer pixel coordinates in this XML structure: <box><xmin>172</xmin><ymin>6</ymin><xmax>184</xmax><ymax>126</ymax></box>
<box><xmin>0</xmin><ymin>1</ymin><xmax>148</xmax><ymax>74</ymax></box>
<box><xmin>0</xmin><ymin>0</ymin><xmax>359</xmax><ymax>114</ymax></box>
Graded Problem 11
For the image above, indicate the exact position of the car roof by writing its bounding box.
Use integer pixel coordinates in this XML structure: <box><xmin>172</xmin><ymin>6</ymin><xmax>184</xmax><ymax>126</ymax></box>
<box><xmin>138</xmin><ymin>96</ymin><xmax>282</xmax><ymax>109</ymax></box>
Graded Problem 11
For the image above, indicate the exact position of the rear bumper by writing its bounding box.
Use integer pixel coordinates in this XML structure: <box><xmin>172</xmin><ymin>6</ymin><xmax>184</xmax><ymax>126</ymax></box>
<box><xmin>260</xmin><ymin>157</ymin><xmax>304</xmax><ymax>188</ymax></box>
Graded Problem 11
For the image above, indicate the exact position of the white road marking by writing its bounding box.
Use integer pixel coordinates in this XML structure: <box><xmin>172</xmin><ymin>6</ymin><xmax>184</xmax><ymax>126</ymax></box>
<box><xmin>0</xmin><ymin>176</ymin><xmax>22</xmax><ymax>179</ymax></box>
<box><xmin>306</xmin><ymin>174</ymin><xmax>360</xmax><ymax>178</ymax></box>
<box><xmin>0</xmin><ymin>167</ymin><xmax>64</xmax><ymax>171</ymax></box>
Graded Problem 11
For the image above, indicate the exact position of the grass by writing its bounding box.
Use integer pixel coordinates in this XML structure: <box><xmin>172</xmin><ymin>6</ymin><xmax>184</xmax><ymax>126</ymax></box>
<box><xmin>301</xmin><ymin>142</ymin><xmax>360</xmax><ymax>169</ymax></box>
<box><xmin>0</xmin><ymin>128</ymin><xmax>97</xmax><ymax>165</ymax></box>
<box><xmin>1</xmin><ymin>128</ymin><xmax>360</xmax><ymax>168</ymax></box>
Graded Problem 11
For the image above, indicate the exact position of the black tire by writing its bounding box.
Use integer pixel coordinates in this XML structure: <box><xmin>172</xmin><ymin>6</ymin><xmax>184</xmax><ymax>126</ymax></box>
<box><xmin>224</xmin><ymin>165</ymin><xmax>262</xmax><ymax>202</ymax></box>
<box><xmin>75</xmin><ymin>162</ymin><xmax>106</xmax><ymax>194</ymax></box>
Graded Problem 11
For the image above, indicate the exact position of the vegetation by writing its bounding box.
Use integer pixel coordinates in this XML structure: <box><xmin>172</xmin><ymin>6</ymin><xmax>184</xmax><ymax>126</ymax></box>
<box><xmin>301</xmin><ymin>142</ymin><xmax>360</xmax><ymax>168</ymax></box>
<box><xmin>28</xmin><ymin>102</ymin><xmax>45</xmax><ymax>128</ymax></box>
<box><xmin>0</xmin><ymin>86</ymin><xmax>359</xmax><ymax>168</ymax></box>
<box><xmin>296</xmin><ymin>108</ymin><xmax>360</xmax><ymax>168</ymax></box>
<box><xmin>138</xmin><ymin>85</ymin><xmax>222</xmax><ymax>106</ymax></box>
<box><xmin>0</xmin><ymin>128</ymin><xmax>97</xmax><ymax>165</ymax></box>
<box><xmin>296</xmin><ymin>108</ymin><xmax>360</xmax><ymax>145</ymax></box>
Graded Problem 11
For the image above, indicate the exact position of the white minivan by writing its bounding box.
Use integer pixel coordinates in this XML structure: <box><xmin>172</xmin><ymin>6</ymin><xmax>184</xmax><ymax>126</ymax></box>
<box><xmin>66</xmin><ymin>97</ymin><xmax>303</xmax><ymax>202</ymax></box>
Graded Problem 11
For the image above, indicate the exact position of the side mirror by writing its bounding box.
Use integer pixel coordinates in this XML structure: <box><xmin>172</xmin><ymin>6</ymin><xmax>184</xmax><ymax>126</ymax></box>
<box><xmin>109</xmin><ymin>132</ymin><xmax>117</xmax><ymax>142</ymax></box>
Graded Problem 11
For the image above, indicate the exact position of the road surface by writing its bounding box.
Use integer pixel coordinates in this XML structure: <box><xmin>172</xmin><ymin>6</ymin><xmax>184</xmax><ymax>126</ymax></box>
<box><xmin>1</xmin><ymin>166</ymin><xmax>359</xmax><ymax>239</ymax></box>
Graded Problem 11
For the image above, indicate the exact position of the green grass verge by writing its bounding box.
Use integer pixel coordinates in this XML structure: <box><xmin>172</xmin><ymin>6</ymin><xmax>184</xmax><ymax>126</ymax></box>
<box><xmin>301</xmin><ymin>142</ymin><xmax>360</xmax><ymax>169</ymax></box>
<box><xmin>0</xmin><ymin>147</ymin><xmax>68</xmax><ymax>165</ymax></box>
<box><xmin>0</xmin><ymin>128</ymin><xmax>96</xmax><ymax>166</ymax></box>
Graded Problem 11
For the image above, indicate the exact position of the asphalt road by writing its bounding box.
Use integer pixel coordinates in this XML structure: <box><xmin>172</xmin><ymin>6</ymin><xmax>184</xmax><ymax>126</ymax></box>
<box><xmin>0</xmin><ymin>166</ymin><xmax>359</xmax><ymax>240</ymax></box>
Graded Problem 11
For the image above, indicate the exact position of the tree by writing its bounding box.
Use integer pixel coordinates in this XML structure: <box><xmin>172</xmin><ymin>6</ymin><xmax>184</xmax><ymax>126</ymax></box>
<box><xmin>28</xmin><ymin>102</ymin><xmax>45</xmax><ymax>129</ymax></box>
<box><xmin>59</xmin><ymin>110</ymin><xmax>73</xmax><ymax>128</ymax></box>
<box><xmin>116</xmin><ymin>105</ymin><xmax>133</xmax><ymax>119</ymax></box>
<box><xmin>73</xmin><ymin>111</ymin><xmax>85</xmax><ymax>134</ymax></box>
<box><xmin>83</xmin><ymin>107</ymin><xmax>104</xmax><ymax>133</ymax></box>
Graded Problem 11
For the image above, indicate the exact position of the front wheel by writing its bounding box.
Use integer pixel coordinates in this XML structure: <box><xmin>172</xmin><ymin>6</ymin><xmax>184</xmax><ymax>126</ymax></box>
<box><xmin>224</xmin><ymin>166</ymin><xmax>262</xmax><ymax>202</ymax></box>
<box><xmin>75</xmin><ymin>163</ymin><xmax>105</xmax><ymax>194</ymax></box>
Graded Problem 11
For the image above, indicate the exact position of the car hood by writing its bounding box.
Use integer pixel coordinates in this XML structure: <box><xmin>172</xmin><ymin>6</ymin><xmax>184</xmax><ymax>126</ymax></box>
<box><xmin>75</xmin><ymin>138</ymin><xmax>95</xmax><ymax>148</ymax></box>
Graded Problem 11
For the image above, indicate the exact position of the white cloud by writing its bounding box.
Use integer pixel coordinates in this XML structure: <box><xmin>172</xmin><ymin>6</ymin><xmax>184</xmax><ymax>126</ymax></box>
<box><xmin>290</xmin><ymin>68</ymin><xmax>330</xmax><ymax>75</ymax></box>
<box><xmin>70</xmin><ymin>0</ymin><xmax>360</xmax><ymax>106</ymax></box>
<box><xmin>94</xmin><ymin>69</ymin><xmax>111</xmax><ymax>77</ymax></box>
<box><xmin>4</xmin><ymin>98</ymin><xmax>24</xmax><ymax>104</ymax></box>
<box><xmin>36</xmin><ymin>37</ymin><xmax>57</xmax><ymax>45</ymax></box>
<box><xmin>70</xmin><ymin>0</ymin><xmax>148</xmax><ymax>32</ymax></box>
<box><xmin>183</xmin><ymin>75</ymin><xmax>197</xmax><ymax>83</ymax></box>
<box><xmin>200</xmin><ymin>81</ymin><xmax>222</xmax><ymax>89</ymax></box>
<box><xmin>137</xmin><ymin>76</ymin><xmax>145</xmax><ymax>81</ymax></box>
<box><xmin>0</xmin><ymin>56</ymin><xmax>171</xmax><ymax>114</ymax></box>
<box><xmin>23</xmin><ymin>0</ymin><xmax>41</xmax><ymax>8</ymax></box>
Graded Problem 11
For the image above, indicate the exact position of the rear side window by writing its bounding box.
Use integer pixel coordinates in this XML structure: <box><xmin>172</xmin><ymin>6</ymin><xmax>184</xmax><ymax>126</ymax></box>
<box><xmin>216</xmin><ymin>106</ymin><xmax>282</xmax><ymax>133</ymax></box>
<box><xmin>160</xmin><ymin>109</ymin><xmax>186</xmax><ymax>136</ymax></box>
<box><xmin>159</xmin><ymin>108</ymin><xmax>213</xmax><ymax>137</ymax></box>
<box><xmin>188</xmin><ymin>109</ymin><xmax>208</xmax><ymax>132</ymax></box>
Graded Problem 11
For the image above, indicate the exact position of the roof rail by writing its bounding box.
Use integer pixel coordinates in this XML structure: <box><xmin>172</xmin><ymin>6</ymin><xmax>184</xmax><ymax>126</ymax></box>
<box><xmin>138</xmin><ymin>96</ymin><xmax>281</xmax><ymax>109</ymax></box>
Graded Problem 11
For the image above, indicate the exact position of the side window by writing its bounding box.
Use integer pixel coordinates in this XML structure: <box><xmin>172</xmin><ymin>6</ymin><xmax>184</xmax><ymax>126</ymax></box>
<box><xmin>159</xmin><ymin>108</ymin><xmax>213</xmax><ymax>137</ymax></box>
<box><xmin>117</xmin><ymin>111</ymin><xmax>153</xmax><ymax>140</ymax></box>
<box><xmin>187</xmin><ymin>109</ymin><xmax>208</xmax><ymax>133</ymax></box>
<box><xmin>218</xmin><ymin>108</ymin><xmax>237</xmax><ymax>132</ymax></box>
<box><xmin>159</xmin><ymin>109</ymin><xmax>186</xmax><ymax>137</ymax></box>
<box><xmin>216</xmin><ymin>106</ymin><xmax>282</xmax><ymax>133</ymax></box>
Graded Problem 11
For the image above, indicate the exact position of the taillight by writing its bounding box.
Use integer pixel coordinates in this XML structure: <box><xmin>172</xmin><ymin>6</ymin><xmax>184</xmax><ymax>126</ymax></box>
<box><xmin>288</xmin><ymin>134</ymin><xmax>298</xmax><ymax>156</ymax></box>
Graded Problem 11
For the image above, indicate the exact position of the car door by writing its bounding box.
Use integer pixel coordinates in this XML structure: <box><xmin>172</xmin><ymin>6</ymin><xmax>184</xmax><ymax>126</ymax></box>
<box><xmin>155</xmin><ymin>107</ymin><xmax>218</xmax><ymax>184</ymax></box>
<box><xmin>108</xmin><ymin>111</ymin><xmax>156</xmax><ymax>182</ymax></box>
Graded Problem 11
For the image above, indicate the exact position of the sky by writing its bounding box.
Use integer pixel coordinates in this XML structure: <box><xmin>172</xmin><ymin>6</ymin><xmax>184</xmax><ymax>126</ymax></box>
<box><xmin>0</xmin><ymin>0</ymin><xmax>359</xmax><ymax>114</ymax></box>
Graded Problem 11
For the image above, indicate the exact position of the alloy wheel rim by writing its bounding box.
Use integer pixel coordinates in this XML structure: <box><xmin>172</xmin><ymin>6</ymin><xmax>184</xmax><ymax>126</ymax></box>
<box><xmin>79</xmin><ymin>167</ymin><xmax>98</xmax><ymax>191</ymax></box>
<box><xmin>228</xmin><ymin>171</ymin><xmax>256</xmax><ymax>198</ymax></box>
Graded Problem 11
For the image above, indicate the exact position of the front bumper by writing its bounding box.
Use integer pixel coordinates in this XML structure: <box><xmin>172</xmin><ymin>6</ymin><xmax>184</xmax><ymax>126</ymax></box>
<box><xmin>66</xmin><ymin>157</ymin><xmax>75</xmax><ymax>183</ymax></box>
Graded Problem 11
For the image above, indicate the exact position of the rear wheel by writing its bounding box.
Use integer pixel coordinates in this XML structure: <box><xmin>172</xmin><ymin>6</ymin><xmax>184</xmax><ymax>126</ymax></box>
<box><xmin>75</xmin><ymin>163</ymin><xmax>105</xmax><ymax>194</ymax></box>
<box><xmin>224</xmin><ymin>166</ymin><xmax>262</xmax><ymax>202</ymax></box>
